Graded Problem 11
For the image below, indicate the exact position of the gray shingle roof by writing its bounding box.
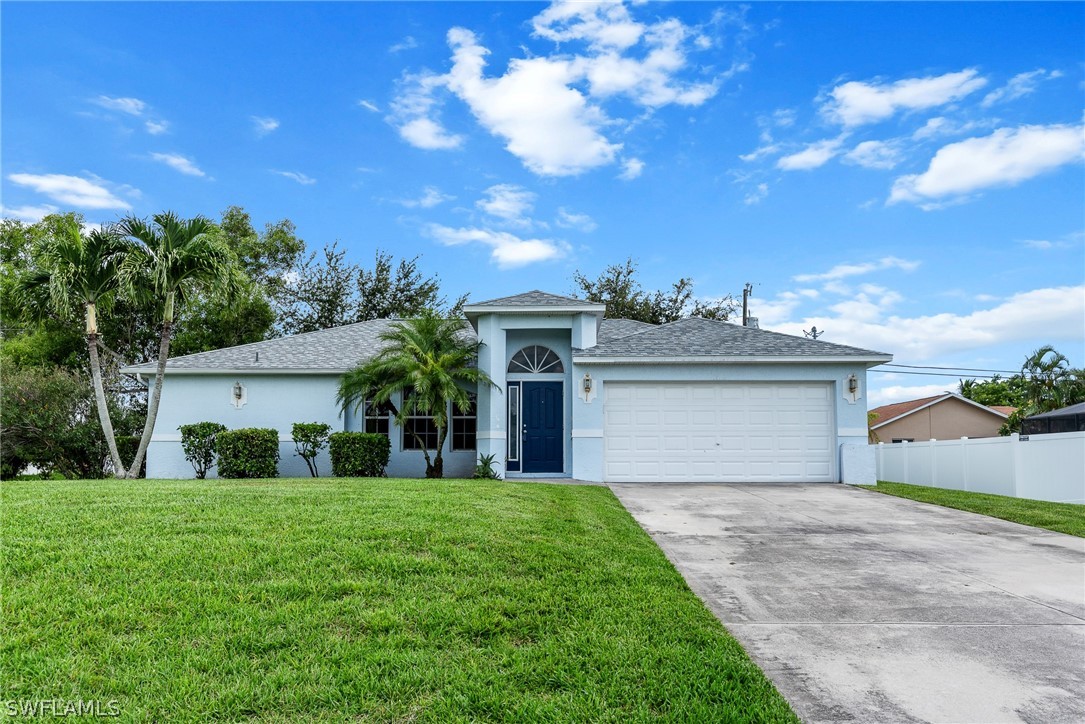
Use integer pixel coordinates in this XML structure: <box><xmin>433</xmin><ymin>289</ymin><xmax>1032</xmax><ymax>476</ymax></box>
<box><xmin>120</xmin><ymin>319</ymin><xmax>464</xmax><ymax>374</ymax></box>
<box><xmin>465</xmin><ymin>290</ymin><xmax>601</xmax><ymax>308</ymax></box>
<box><xmin>597</xmin><ymin>318</ymin><xmax>657</xmax><ymax>343</ymax></box>
<box><xmin>576</xmin><ymin>317</ymin><xmax>889</xmax><ymax>359</ymax></box>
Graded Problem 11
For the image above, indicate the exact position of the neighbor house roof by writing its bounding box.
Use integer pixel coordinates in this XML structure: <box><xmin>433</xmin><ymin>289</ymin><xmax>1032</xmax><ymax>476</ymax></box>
<box><xmin>574</xmin><ymin>317</ymin><xmax>891</xmax><ymax>364</ymax></box>
<box><xmin>869</xmin><ymin>392</ymin><xmax>1011</xmax><ymax>429</ymax></box>
<box><xmin>1026</xmin><ymin>401</ymin><xmax>1085</xmax><ymax>419</ymax></box>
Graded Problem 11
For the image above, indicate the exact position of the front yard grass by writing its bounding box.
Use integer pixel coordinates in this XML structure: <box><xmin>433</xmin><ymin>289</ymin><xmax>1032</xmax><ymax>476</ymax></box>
<box><xmin>862</xmin><ymin>481</ymin><xmax>1085</xmax><ymax>537</ymax></box>
<box><xmin>1</xmin><ymin>477</ymin><xmax>797</xmax><ymax>722</ymax></box>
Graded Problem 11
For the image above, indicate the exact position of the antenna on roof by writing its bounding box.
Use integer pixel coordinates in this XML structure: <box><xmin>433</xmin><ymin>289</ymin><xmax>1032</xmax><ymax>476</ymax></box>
<box><xmin>804</xmin><ymin>326</ymin><xmax>823</xmax><ymax>340</ymax></box>
<box><xmin>742</xmin><ymin>283</ymin><xmax>754</xmax><ymax>327</ymax></box>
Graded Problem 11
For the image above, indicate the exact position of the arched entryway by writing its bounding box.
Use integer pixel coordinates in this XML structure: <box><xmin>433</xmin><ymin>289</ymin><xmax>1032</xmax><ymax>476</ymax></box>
<box><xmin>506</xmin><ymin>345</ymin><xmax>564</xmax><ymax>474</ymax></box>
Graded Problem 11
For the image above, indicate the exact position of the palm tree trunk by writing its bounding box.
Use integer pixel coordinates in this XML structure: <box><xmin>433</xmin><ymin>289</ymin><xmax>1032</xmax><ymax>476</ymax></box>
<box><xmin>429</xmin><ymin>424</ymin><xmax>448</xmax><ymax>479</ymax></box>
<box><xmin>88</xmin><ymin>329</ymin><xmax>126</xmax><ymax>477</ymax></box>
<box><xmin>127</xmin><ymin>295</ymin><xmax>175</xmax><ymax>479</ymax></box>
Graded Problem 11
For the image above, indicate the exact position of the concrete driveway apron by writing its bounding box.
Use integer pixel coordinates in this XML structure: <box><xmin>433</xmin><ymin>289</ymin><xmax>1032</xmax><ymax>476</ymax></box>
<box><xmin>610</xmin><ymin>483</ymin><xmax>1085</xmax><ymax>724</ymax></box>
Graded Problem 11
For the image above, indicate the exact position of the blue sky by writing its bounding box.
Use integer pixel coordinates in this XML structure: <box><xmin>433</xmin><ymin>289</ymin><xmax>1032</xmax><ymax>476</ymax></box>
<box><xmin>3</xmin><ymin>1</ymin><xmax>1083</xmax><ymax>404</ymax></box>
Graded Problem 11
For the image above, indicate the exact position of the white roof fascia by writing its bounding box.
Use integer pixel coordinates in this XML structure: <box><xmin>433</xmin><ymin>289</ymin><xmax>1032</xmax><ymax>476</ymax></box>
<box><xmin>120</xmin><ymin>367</ymin><xmax>350</xmax><ymax>377</ymax></box>
<box><xmin>573</xmin><ymin>354</ymin><xmax>894</xmax><ymax>366</ymax></box>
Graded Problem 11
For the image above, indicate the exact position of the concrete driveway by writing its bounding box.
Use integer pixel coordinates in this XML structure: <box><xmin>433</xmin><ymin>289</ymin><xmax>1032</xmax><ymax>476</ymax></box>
<box><xmin>610</xmin><ymin>483</ymin><xmax>1085</xmax><ymax>724</ymax></box>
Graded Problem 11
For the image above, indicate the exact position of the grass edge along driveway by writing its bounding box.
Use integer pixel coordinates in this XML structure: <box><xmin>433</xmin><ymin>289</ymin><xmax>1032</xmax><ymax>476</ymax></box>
<box><xmin>862</xmin><ymin>480</ymin><xmax>1084</xmax><ymax>537</ymax></box>
<box><xmin>2</xmin><ymin>477</ymin><xmax>797</xmax><ymax>723</ymax></box>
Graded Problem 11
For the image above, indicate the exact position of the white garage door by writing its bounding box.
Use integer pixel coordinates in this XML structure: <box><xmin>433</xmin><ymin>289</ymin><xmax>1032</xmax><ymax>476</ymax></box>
<box><xmin>604</xmin><ymin>382</ymin><xmax>835</xmax><ymax>483</ymax></box>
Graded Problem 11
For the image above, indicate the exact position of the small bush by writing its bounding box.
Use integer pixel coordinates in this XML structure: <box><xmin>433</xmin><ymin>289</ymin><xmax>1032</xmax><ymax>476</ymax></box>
<box><xmin>117</xmin><ymin>435</ymin><xmax>148</xmax><ymax>479</ymax></box>
<box><xmin>292</xmin><ymin>422</ymin><xmax>332</xmax><ymax>477</ymax></box>
<box><xmin>177</xmin><ymin>423</ymin><xmax>226</xmax><ymax>479</ymax></box>
<box><xmin>329</xmin><ymin>432</ymin><xmax>390</xmax><ymax>477</ymax></box>
<box><xmin>216</xmin><ymin>428</ymin><xmax>280</xmax><ymax>479</ymax></box>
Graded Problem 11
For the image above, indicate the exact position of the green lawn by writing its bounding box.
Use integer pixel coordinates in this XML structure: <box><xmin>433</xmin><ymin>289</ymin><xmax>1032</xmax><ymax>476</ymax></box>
<box><xmin>862</xmin><ymin>481</ymin><xmax>1085</xmax><ymax>537</ymax></box>
<box><xmin>1</xmin><ymin>478</ymin><xmax>796</xmax><ymax>723</ymax></box>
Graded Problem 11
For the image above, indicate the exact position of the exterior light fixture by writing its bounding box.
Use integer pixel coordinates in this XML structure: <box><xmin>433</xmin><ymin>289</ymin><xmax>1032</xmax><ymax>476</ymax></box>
<box><xmin>847</xmin><ymin>374</ymin><xmax>859</xmax><ymax>394</ymax></box>
<box><xmin>583</xmin><ymin>374</ymin><xmax>593</xmax><ymax>394</ymax></box>
<box><xmin>233</xmin><ymin>381</ymin><xmax>244</xmax><ymax>402</ymax></box>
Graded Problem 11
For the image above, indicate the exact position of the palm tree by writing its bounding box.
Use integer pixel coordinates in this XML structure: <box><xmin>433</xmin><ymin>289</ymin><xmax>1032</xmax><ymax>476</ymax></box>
<box><xmin>1022</xmin><ymin>345</ymin><xmax>1070</xmax><ymax>413</ymax></box>
<box><xmin>118</xmin><ymin>212</ymin><xmax>239</xmax><ymax>479</ymax></box>
<box><xmin>337</xmin><ymin>311</ymin><xmax>494</xmax><ymax>478</ymax></box>
<box><xmin>17</xmin><ymin>218</ymin><xmax>132</xmax><ymax>475</ymax></box>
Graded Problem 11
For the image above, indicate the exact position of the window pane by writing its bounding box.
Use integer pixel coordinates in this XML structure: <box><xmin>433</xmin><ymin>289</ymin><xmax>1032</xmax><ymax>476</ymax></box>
<box><xmin>508</xmin><ymin>385</ymin><xmax>519</xmax><ymax>460</ymax></box>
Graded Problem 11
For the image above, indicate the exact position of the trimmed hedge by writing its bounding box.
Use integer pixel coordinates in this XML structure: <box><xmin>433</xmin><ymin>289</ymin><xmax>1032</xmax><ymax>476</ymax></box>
<box><xmin>216</xmin><ymin>428</ymin><xmax>280</xmax><ymax>479</ymax></box>
<box><xmin>178</xmin><ymin>422</ymin><xmax>227</xmax><ymax>479</ymax></box>
<box><xmin>116</xmin><ymin>435</ymin><xmax>147</xmax><ymax>479</ymax></box>
<box><xmin>329</xmin><ymin>432</ymin><xmax>390</xmax><ymax>477</ymax></box>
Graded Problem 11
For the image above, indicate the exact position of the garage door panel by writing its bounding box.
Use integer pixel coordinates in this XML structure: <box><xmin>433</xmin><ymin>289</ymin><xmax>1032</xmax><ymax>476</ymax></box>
<box><xmin>604</xmin><ymin>382</ymin><xmax>835</xmax><ymax>483</ymax></box>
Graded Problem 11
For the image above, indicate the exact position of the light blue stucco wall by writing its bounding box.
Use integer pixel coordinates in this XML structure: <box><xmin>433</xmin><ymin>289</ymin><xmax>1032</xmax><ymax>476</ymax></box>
<box><xmin>568</xmin><ymin>361</ymin><xmax>874</xmax><ymax>483</ymax></box>
<box><xmin>473</xmin><ymin>312</ymin><xmax>592</xmax><ymax>477</ymax></box>
<box><xmin>145</xmin><ymin>373</ymin><xmax>474</xmax><ymax>479</ymax></box>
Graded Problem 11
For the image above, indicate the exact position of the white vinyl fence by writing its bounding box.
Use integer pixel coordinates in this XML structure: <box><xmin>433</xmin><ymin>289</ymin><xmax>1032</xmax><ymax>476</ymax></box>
<box><xmin>874</xmin><ymin>431</ymin><xmax>1085</xmax><ymax>504</ymax></box>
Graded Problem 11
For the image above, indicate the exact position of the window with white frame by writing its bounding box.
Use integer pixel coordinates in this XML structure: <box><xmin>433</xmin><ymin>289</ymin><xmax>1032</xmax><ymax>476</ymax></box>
<box><xmin>364</xmin><ymin>398</ymin><xmax>390</xmax><ymax>437</ymax></box>
<box><xmin>402</xmin><ymin>391</ymin><xmax>439</xmax><ymax>450</ymax></box>
<box><xmin>451</xmin><ymin>394</ymin><xmax>477</xmax><ymax>451</ymax></box>
<box><xmin>508</xmin><ymin>345</ymin><xmax>564</xmax><ymax>374</ymax></box>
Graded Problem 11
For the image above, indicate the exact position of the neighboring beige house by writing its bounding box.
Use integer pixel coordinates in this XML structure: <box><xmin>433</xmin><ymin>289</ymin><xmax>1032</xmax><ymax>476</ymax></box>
<box><xmin>870</xmin><ymin>393</ymin><xmax>1013</xmax><ymax>442</ymax></box>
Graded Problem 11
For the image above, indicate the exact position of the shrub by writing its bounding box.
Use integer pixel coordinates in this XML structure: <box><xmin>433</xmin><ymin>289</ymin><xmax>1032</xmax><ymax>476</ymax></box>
<box><xmin>329</xmin><ymin>432</ymin><xmax>390</xmax><ymax>477</ymax></box>
<box><xmin>216</xmin><ymin>428</ymin><xmax>280</xmax><ymax>479</ymax></box>
<box><xmin>117</xmin><ymin>435</ymin><xmax>148</xmax><ymax>479</ymax></box>
<box><xmin>473</xmin><ymin>453</ymin><xmax>500</xmax><ymax>479</ymax></box>
<box><xmin>292</xmin><ymin>422</ymin><xmax>332</xmax><ymax>477</ymax></box>
<box><xmin>178</xmin><ymin>422</ymin><xmax>227</xmax><ymax>479</ymax></box>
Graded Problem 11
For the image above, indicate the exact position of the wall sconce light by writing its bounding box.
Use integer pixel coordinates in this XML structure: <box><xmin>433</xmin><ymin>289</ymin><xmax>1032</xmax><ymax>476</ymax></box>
<box><xmin>233</xmin><ymin>381</ymin><xmax>244</xmax><ymax>403</ymax></box>
<box><xmin>847</xmin><ymin>374</ymin><xmax>859</xmax><ymax>394</ymax></box>
<box><xmin>583</xmin><ymin>374</ymin><xmax>593</xmax><ymax>394</ymax></box>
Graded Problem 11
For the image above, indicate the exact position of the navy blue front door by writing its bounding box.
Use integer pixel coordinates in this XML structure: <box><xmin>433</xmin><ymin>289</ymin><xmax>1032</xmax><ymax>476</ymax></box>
<box><xmin>522</xmin><ymin>382</ymin><xmax>563</xmax><ymax>473</ymax></box>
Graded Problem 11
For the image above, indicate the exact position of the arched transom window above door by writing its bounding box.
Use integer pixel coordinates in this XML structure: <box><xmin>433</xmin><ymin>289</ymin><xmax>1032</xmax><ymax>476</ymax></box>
<box><xmin>508</xmin><ymin>345</ymin><xmax>564</xmax><ymax>374</ymax></box>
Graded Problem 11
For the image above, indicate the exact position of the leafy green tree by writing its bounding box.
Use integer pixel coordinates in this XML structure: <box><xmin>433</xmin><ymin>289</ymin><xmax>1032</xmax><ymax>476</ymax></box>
<box><xmin>292</xmin><ymin>422</ymin><xmax>332</xmax><ymax>477</ymax></box>
<box><xmin>119</xmin><ymin>212</ymin><xmax>241</xmax><ymax>479</ymax></box>
<box><xmin>218</xmin><ymin>205</ymin><xmax>304</xmax><ymax>298</ymax></box>
<box><xmin>958</xmin><ymin>375</ymin><xmax>1029</xmax><ymax>408</ymax></box>
<box><xmin>336</xmin><ymin>311</ymin><xmax>494</xmax><ymax>478</ymax></box>
<box><xmin>0</xmin><ymin>366</ymin><xmax>141</xmax><ymax>479</ymax></box>
<box><xmin>278</xmin><ymin>246</ymin><xmax>452</xmax><ymax>335</ymax></box>
<box><xmin>572</xmin><ymin>258</ymin><xmax>736</xmax><ymax>324</ymax></box>
<box><xmin>15</xmin><ymin>218</ymin><xmax>134</xmax><ymax>474</ymax></box>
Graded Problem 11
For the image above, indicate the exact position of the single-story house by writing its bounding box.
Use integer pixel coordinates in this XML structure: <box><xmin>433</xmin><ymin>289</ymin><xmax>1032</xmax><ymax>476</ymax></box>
<box><xmin>1021</xmin><ymin>402</ymin><xmax>1085</xmax><ymax>435</ymax></box>
<box><xmin>121</xmin><ymin>290</ymin><xmax>891</xmax><ymax>483</ymax></box>
<box><xmin>869</xmin><ymin>392</ymin><xmax>1013</xmax><ymax>442</ymax></box>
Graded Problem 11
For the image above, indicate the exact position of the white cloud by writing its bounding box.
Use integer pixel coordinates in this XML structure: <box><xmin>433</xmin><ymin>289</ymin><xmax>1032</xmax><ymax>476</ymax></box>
<box><xmin>91</xmin><ymin>95</ymin><xmax>147</xmax><ymax>116</ymax></box>
<box><xmin>144</xmin><ymin>120</ymin><xmax>169</xmax><ymax>135</ymax></box>
<box><xmin>743</xmin><ymin>183</ymin><xmax>769</xmax><ymax>205</ymax></box>
<box><xmin>398</xmin><ymin>185</ymin><xmax>451</xmax><ymax>207</ymax></box>
<box><xmin>425</xmin><ymin>223</ymin><xmax>568</xmax><ymax>268</ymax></box>
<box><xmin>7</xmin><ymin>173</ymin><xmax>132</xmax><ymax>210</ymax></box>
<box><xmin>357</xmin><ymin>100</ymin><xmax>380</xmax><ymax>113</ymax></box>
<box><xmin>391</xmin><ymin>2</ymin><xmax>724</xmax><ymax>176</ymax></box>
<box><xmin>252</xmin><ymin>116</ymin><xmax>280</xmax><ymax>135</ymax></box>
<box><xmin>777</xmin><ymin>137</ymin><xmax>845</xmax><ymax>171</ymax></box>
<box><xmin>890</xmin><ymin>123</ymin><xmax>1085</xmax><ymax>205</ymax></box>
<box><xmin>0</xmin><ymin>204</ymin><xmax>60</xmax><ymax>222</ymax></box>
<box><xmin>844</xmin><ymin>140</ymin><xmax>903</xmax><ymax>170</ymax></box>
<box><xmin>477</xmin><ymin>184</ymin><xmax>535</xmax><ymax>223</ymax></box>
<box><xmin>773</xmin><ymin>285</ymin><xmax>1085</xmax><ymax>362</ymax></box>
<box><xmin>272</xmin><ymin>170</ymin><xmax>316</xmax><ymax>185</ymax></box>
<box><xmin>619</xmin><ymin>157</ymin><xmax>645</xmax><ymax>180</ymax></box>
<box><xmin>822</xmin><ymin>69</ymin><xmax>987</xmax><ymax>127</ymax></box>
<box><xmin>555</xmin><ymin>207</ymin><xmax>597</xmax><ymax>232</ymax></box>
<box><xmin>150</xmin><ymin>152</ymin><xmax>206</xmax><ymax>177</ymax></box>
<box><xmin>981</xmin><ymin>69</ymin><xmax>1062</xmax><ymax>108</ymax></box>
<box><xmin>794</xmin><ymin>256</ymin><xmax>920</xmax><ymax>283</ymax></box>
<box><xmin>389</xmin><ymin>36</ymin><xmax>418</xmax><ymax>53</ymax></box>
